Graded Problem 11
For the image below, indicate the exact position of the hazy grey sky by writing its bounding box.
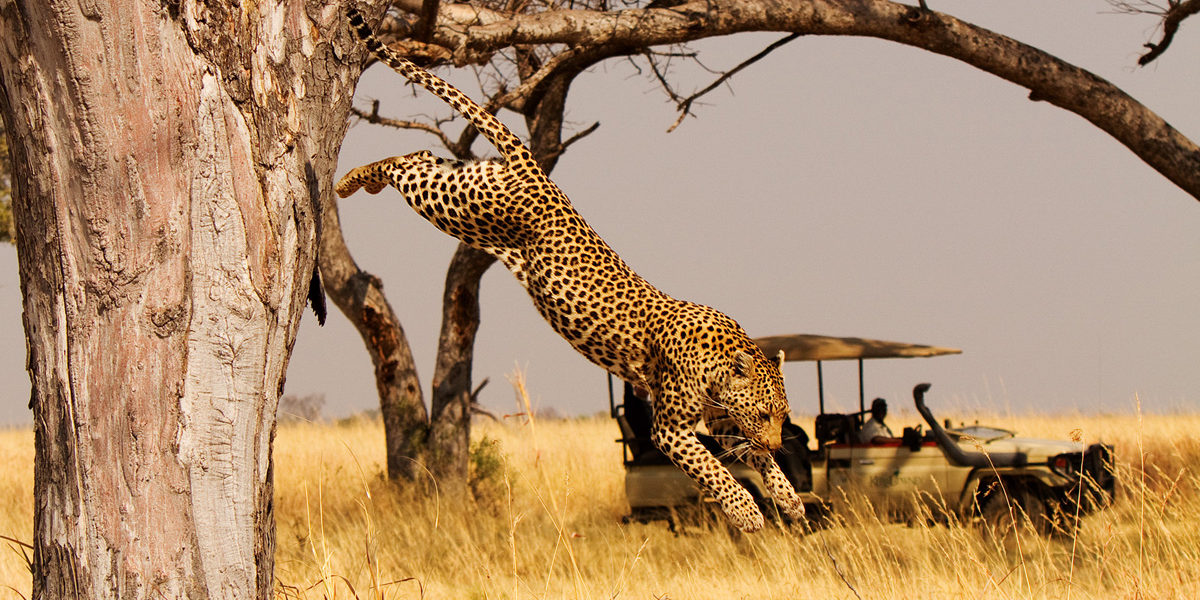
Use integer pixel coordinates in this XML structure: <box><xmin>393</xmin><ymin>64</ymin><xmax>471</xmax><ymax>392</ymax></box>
<box><xmin>1</xmin><ymin>2</ymin><xmax>1197</xmax><ymax>425</ymax></box>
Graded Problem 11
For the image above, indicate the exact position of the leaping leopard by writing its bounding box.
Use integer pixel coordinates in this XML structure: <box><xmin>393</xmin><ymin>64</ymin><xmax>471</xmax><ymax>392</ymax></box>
<box><xmin>337</xmin><ymin>7</ymin><xmax>804</xmax><ymax>532</ymax></box>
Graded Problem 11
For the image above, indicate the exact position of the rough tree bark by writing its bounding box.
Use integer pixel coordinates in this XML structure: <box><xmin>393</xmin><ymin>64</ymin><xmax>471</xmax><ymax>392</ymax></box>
<box><xmin>0</xmin><ymin>1</ymin><xmax>358</xmax><ymax>597</ymax></box>
<box><xmin>425</xmin><ymin>243</ymin><xmax>494</xmax><ymax>482</ymax></box>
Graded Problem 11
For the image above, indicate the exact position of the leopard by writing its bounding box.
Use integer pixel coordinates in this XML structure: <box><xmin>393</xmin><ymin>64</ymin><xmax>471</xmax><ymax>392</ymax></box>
<box><xmin>337</xmin><ymin>7</ymin><xmax>804</xmax><ymax>532</ymax></box>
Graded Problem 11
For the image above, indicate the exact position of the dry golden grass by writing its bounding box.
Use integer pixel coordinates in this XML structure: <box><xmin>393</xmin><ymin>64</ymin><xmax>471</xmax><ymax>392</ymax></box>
<box><xmin>0</xmin><ymin>428</ymin><xmax>31</xmax><ymax>599</ymax></box>
<box><xmin>2</xmin><ymin>405</ymin><xmax>1199</xmax><ymax>599</ymax></box>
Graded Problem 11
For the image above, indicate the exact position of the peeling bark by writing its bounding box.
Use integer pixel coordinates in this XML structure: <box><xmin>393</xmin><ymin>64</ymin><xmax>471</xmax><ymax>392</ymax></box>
<box><xmin>0</xmin><ymin>1</ymin><xmax>358</xmax><ymax>597</ymax></box>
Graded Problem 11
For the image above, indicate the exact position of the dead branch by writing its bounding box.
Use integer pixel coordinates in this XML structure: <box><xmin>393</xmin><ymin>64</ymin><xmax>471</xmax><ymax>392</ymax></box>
<box><xmin>666</xmin><ymin>32</ymin><xmax>801</xmax><ymax>133</ymax></box>
<box><xmin>350</xmin><ymin>100</ymin><xmax>459</xmax><ymax>150</ymax></box>
<box><xmin>424</xmin><ymin>0</ymin><xmax>1200</xmax><ymax>202</ymax></box>
<box><xmin>470</xmin><ymin>404</ymin><xmax>502</xmax><ymax>421</ymax></box>
<box><xmin>470</xmin><ymin>377</ymin><xmax>490</xmax><ymax>403</ymax></box>
<box><xmin>1107</xmin><ymin>1</ymin><xmax>1200</xmax><ymax>64</ymax></box>
<box><xmin>1143</xmin><ymin>0</ymin><xmax>1198</xmax><ymax>65</ymax></box>
<box><xmin>540</xmin><ymin>121</ymin><xmax>601</xmax><ymax>163</ymax></box>
<box><xmin>490</xmin><ymin>46</ymin><xmax>585</xmax><ymax>112</ymax></box>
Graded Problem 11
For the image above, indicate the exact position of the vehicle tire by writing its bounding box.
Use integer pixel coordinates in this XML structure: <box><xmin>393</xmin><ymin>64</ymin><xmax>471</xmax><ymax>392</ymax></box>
<box><xmin>978</xmin><ymin>484</ymin><xmax>1052</xmax><ymax>546</ymax></box>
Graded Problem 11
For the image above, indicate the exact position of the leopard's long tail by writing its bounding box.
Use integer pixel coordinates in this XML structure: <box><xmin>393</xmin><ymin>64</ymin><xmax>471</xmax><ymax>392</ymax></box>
<box><xmin>346</xmin><ymin>8</ymin><xmax>536</xmax><ymax>171</ymax></box>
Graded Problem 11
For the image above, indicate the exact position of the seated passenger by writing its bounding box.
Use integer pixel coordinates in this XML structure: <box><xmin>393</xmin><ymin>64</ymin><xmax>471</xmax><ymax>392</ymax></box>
<box><xmin>858</xmin><ymin>397</ymin><xmax>896</xmax><ymax>444</ymax></box>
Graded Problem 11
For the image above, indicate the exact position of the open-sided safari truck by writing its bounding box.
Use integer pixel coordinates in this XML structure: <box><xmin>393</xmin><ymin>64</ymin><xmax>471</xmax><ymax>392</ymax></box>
<box><xmin>609</xmin><ymin>334</ymin><xmax>1115</xmax><ymax>533</ymax></box>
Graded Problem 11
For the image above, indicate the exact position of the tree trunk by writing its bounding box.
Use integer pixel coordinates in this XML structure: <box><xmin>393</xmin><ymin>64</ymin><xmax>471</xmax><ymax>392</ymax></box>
<box><xmin>427</xmin><ymin>244</ymin><xmax>495</xmax><ymax>482</ymax></box>
<box><xmin>0</xmin><ymin>1</ymin><xmax>357</xmax><ymax>597</ymax></box>
<box><xmin>317</xmin><ymin>185</ymin><xmax>430</xmax><ymax>481</ymax></box>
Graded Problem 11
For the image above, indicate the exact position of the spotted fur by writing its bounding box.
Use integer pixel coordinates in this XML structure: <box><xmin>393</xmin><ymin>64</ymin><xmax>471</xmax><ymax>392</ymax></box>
<box><xmin>338</xmin><ymin>8</ymin><xmax>802</xmax><ymax>531</ymax></box>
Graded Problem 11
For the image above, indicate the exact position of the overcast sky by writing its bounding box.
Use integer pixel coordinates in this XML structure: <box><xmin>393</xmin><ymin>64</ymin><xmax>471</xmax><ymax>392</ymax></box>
<box><xmin>1</xmin><ymin>2</ymin><xmax>1197</xmax><ymax>426</ymax></box>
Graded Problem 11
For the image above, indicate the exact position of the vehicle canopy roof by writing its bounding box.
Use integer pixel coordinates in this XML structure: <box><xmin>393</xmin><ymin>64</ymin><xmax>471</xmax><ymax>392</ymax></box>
<box><xmin>754</xmin><ymin>334</ymin><xmax>961</xmax><ymax>362</ymax></box>
<box><xmin>754</xmin><ymin>334</ymin><xmax>960</xmax><ymax>414</ymax></box>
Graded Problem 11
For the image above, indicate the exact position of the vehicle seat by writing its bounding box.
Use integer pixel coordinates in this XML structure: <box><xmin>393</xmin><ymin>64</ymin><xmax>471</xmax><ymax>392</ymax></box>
<box><xmin>616</xmin><ymin>382</ymin><xmax>735</xmax><ymax>465</ymax></box>
<box><xmin>775</xmin><ymin>418</ymin><xmax>813</xmax><ymax>492</ymax></box>
<box><xmin>617</xmin><ymin>383</ymin><xmax>665</xmax><ymax>464</ymax></box>
<box><xmin>815</xmin><ymin>413</ymin><xmax>858</xmax><ymax>447</ymax></box>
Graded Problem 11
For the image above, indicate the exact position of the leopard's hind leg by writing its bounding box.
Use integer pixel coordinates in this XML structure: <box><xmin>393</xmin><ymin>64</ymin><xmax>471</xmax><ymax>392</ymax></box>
<box><xmin>338</xmin><ymin>151</ymin><xmax>532</xmax><ymax>252</ymax></box>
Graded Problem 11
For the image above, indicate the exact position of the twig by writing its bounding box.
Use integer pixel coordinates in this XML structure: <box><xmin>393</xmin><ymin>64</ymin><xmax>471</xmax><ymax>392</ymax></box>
<box><xmin>819</xmin><ymin>534</ymin><xmax>863</xmax><ymax>600</ymax></box>
<box><xmin>470</xmin><ymin>377</ymin><xmax>491</xmax><ymax>402</ymax></box>
<box><xmin>1107</xmin><ymin>0</ymin><xmax>1200</xmax><ymax>65</ymax></box>
<box><xmin>350</xmin><ymin>101</ymin><xmax>458</xmax><ymax>149</ymax></box>
<box><xmin>667</xmin><ymin>33</ymin><xmax>801</xmax><ymax>132</ymax></box>
<box><xmin>469</xmin><ymin>377</ymin><xmax>502</xmax><ymax>421</ymax></box>
<box><xmin>0</xmin><ymin>534</ymin><xmax>32</xmax><ymax>550</ymax></box>
<box><xmin>490</xmin><ymin>46</ymin><xmax>586</xmax><ymax>112</ymax></box>
<box><xmin>540</xmin><ymin>121</ymin><xmax>601</xmax><ymax>163</ymax></box>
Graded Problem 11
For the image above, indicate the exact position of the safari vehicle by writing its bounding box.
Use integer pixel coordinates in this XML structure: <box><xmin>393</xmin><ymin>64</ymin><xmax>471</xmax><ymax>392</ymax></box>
<box><xmin>609</xmin><ymin>334</ymin><xmax>1116</xmax><ymax>533</ymax></box>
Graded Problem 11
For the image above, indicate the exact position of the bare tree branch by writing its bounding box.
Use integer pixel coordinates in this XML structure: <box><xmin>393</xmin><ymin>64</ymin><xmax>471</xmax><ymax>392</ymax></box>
<box><xmin>350</xmin><ymin>100</ymin><xmax>460</xmax><ymax>149</ymax></box>
<box><xmin>666</xmin><ymin>32</ymin><xmax>801</xmax><ymax>132</ymax></box>
<box><xmin>426</xmin><ymin>0</ymin><xmax>1200</xmax><ymax>202</ymax></box>
<box><xmin>541</xmin><ymin>121</ymin><xmax>601</xmax><ymax>163</ymax></box>
<box><xmin>1110</xmin><ymin>0</ymin><xmax>1200</xmax><ymax>65</ymax></box>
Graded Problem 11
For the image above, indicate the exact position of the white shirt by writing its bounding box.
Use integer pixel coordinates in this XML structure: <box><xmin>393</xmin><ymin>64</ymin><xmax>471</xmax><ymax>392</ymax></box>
<box><xmin>858</xmin><ymin>416</ymin><xmax>894</xmax><ymax>443</ymax></box>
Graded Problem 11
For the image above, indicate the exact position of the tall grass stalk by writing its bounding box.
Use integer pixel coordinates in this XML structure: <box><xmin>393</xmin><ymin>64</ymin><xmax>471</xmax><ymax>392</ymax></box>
<box><xmin>2</xmin><ymin>405</ymin><xmax>1200</xmax><ymax>598</ymax></box>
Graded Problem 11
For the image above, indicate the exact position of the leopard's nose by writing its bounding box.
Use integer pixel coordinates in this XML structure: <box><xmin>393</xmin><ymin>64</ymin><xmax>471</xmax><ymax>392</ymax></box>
<box><xmin>766</xmin><ymin>430</ymin><xmax>782</xmax><ymax>452</ymax></box>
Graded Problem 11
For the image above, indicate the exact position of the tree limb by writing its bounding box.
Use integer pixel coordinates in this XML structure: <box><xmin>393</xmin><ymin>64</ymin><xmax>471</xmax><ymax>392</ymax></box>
<box><xmin>416</xmin><ymin>0</ymin><xmax>442</xmax><ymax>42</ymax></box>
<box><xmin>429</xmin><ymin>0</ymin><xmax>1200</xmax><ymax>202</ymax></box>
<box><xmin>541</xmin><ymin>121</ymin><xmax>601</xmax><ymax>163</ymax></box>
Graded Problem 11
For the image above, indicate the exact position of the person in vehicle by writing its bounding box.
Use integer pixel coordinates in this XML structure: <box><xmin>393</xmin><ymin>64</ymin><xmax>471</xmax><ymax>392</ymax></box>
<box><xmin>858</xmin><ymin>397</ymin><xmax>896</xmax><ymax>444</ymax></box>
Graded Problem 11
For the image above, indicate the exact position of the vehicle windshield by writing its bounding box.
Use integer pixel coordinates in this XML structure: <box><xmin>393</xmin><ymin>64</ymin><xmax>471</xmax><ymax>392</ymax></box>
<box><xmin>951</xmin><ymin>425</ymin><xmax>1014</xmax><ymax>442</ymax></box>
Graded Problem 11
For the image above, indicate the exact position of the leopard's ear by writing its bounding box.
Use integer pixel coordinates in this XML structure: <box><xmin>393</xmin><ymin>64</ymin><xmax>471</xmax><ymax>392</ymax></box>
<box><xmin>772</xmin><ymin>349</ymin><xmax>786</xmax><ymax>370</ymax></box>
<box><xmin>731</xmin><ymin>350</ymin><xmax>754</xmax><ymax>380</ymax></box>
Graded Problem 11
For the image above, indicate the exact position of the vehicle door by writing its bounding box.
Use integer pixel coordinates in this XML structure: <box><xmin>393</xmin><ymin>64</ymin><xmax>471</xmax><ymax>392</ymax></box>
<box><xmin>826</xmin><ymin>437</ymin><xmax>950</xmax><ymax>514</ymax></box>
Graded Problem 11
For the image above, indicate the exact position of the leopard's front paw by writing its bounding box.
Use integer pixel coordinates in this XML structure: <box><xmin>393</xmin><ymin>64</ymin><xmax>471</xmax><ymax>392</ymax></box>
<box><xmin>720</xmin><ymin>488</ymin><xmax>765</xmax><ymax>532</ymax></box>
<box><xmin>774</xmin><ymin>489</ymin><xmax>807</xmax><ymax>520</ymax></box>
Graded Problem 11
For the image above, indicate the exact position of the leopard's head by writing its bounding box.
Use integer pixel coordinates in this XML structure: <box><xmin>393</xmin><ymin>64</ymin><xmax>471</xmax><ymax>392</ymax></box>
<box><xmin>719</xmin><ymin>347</ymin><xmax>789</xmax><ymax>453</ymax></box>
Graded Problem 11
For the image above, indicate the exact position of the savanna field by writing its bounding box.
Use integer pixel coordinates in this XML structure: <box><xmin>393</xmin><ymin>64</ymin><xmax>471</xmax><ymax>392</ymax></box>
<box><xmin>2</xmin><ymin>403</ymin><xmax>1199</xmax><ymax>599</ymax></box>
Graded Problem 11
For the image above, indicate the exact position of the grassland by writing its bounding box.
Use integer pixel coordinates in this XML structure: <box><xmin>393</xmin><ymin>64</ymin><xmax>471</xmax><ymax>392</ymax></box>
<box><xmin>2</xmin><ymin>407</ymin><xmax>1199</xmax><ymax>599</ymax></box>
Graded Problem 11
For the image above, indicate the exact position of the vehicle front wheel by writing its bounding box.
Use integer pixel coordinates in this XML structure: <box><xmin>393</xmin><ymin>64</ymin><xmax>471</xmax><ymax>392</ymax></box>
<box><xmin>978</xmin><ymin>484</ymin><xmax>1052</xmax><ymax>547</ymax></box>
